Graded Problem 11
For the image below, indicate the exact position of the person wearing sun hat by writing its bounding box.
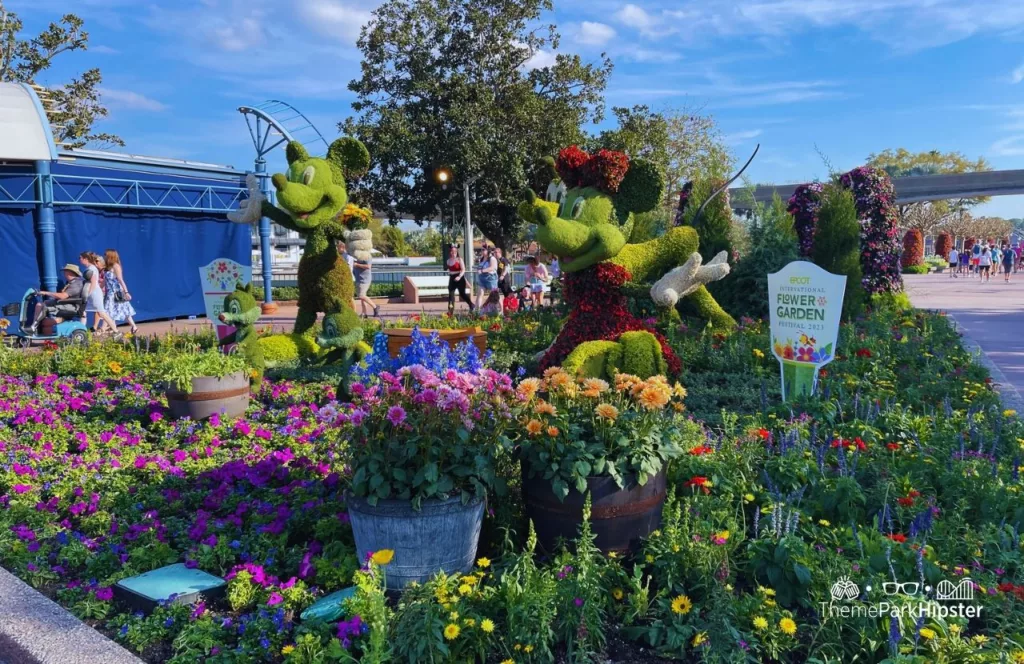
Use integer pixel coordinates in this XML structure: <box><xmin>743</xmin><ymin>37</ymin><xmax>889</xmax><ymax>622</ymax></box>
<box><xmin>30</xmin><ymin>264</ymin><xmax>85</xmax><ymax>332</ymax></box>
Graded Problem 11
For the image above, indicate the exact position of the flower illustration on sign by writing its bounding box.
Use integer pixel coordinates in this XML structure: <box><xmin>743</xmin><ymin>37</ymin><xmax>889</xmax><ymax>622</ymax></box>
<box><xmin>773</xmin><ymin>330</ymin><xmax>833</xmax><ymax>365</ymax></box>
<box><xmin>206</xmin><ymin>261</ymin><xmax>243</xmax><ymax>291</ymax></box>
<box><xmin>818</xmin><ymin>296</ymin><xmax>828</xmax><ymax>307</ymax></box>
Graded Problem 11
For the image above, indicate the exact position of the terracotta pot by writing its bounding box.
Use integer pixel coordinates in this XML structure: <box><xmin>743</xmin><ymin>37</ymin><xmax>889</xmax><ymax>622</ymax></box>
<box><xmin>261</xmin><ymin>302</ymin><xmax>279</xmax><ymax>315</ymax></box>
<box><xmin>382</xmin><ymin>327</ymin><xmax>487</xmax><ymax>358</ymax></box>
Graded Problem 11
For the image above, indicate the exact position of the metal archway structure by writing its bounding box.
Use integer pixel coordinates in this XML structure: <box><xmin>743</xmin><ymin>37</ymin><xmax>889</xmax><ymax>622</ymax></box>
<box><xmin>238</xmin><ymin>100</ymin><xmax>330</xmax><ymax>302</ymax></box>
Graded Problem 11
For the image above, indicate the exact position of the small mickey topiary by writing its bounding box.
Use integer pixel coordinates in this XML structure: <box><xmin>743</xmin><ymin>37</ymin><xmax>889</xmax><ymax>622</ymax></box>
<box><xmin>218</xmin><ymin>283</ymin><xmax>265</xmax><ymax>387</ymax></box>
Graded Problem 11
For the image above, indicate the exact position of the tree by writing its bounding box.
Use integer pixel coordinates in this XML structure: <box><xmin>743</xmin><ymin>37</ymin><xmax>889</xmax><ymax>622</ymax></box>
<box><xmin>591</xmin><ymin>105</ymin><xmax>668</xmax><ymax>171</ymax></box>
<box><xmin>866</xmin><ymin>149</ymin><xmax>990</xmax><ymax>235</ymax></box>
<box><xmin>935</xmin><ymin>232</ymin><xmax>952</xmax><ymax>259</ymax></box>
<box><xmin>812</xmin><ymin>183</ymin><xmax>863</xmax><ymax>319</ymax></box>
<box><xmin>343</xmin><ymin>0</ymin><xmax>612</xmax><ymax>250</ymax></box>
<box><xmin>0</xmin><ymin>4</ymin><xmax>121</xmax><ymax>148</ymax></box>
<box><xmin>377</xmin><ymin>225</ymin><xmax>409</xmax><ymax>257</ymax></box>
<box><xmin>681</xmin><ymin>177</ymin><xmax>733</xmax><ymax>262</ymax></box>
<box><xmin>663</xmin><ymin>108</ymin><xmax>732</xmax><ymax>209</ymax></box>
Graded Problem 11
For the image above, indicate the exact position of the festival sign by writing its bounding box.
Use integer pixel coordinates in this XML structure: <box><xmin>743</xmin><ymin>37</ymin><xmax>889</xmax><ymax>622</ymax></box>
<box><xmin>767</xmin><ymin>261</ymin><xmax>846</xmax><ymax>400</ymax></box>
<box><xmin>199</xmin><ymin>259</ymin><xmax>251</xmax><ymax>349</ymax></box>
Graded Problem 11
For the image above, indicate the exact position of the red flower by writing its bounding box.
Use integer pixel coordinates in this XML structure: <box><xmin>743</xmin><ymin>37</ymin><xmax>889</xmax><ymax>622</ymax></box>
<box><xmin>555</xmin><ymin>146</ymin><xmax>592</xmax><ymax>189</ymax></box>
<box><xmin>756</xmin><ymin>428</ymin><xmax>771</xmax><ymax>440</ymax></box>
<box><xmin>855</xmin><ymin>348</ymin><xmax>872</xmax><ymax>358</ymax></box>
<box><xmin>684</xmin><ymin>476</ymin><xmax>711</xmax><ymax>494</ymax></box>
<box><xmin>998</xmin><ymin>582</ymin><xmax>1015</xmax><ymax>593</ymax></box>
<box><xmin>897</xmin><ymin>497</ymin><xmax>914</xmax><ymax>507</ymax></box>
<box><xmin>907</xmin><ymin>490</ymin><xmax>921</xmax><ymax>498</ymax></box>
<box><xmin>688</xmin><ymin>445</ymin><xmax>713</xmax><ymax>456</ymax></box>
<box><xmin>886</xmin><ymin>533</ymin><xmax>907</xmax><ymax>543</ymax></box>
<box><xmin>886</xmin><ymin>443</ymin><xmax>899</xmax><ymax>451</ymax></box>
<box><xmin>854</xmin><ymin>437</ymin><xmax>866</xmax><ymax>451</ymax></box>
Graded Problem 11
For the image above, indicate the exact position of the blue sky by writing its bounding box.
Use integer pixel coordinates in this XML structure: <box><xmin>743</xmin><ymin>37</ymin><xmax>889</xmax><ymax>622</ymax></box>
<box><xmin>15</xmin><ymin>0</ymin><xmax>1024</xmax><ymax>218</ymax></box>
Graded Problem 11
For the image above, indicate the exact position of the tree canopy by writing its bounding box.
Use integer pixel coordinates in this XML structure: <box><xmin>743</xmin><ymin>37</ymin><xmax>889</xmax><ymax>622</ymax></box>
<box><xmin>0</xmin><ymin>3</ymin><xmax>121</xmax><ymax>148</ymax></box>
<box><xmin>343</xmin><ymin>0</ymin><xmax>611</xmax><ymax>249</ymax></box>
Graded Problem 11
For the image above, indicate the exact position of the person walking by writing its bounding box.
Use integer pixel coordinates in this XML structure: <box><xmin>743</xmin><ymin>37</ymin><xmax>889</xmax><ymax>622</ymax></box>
<box><xmin>351</xmin><ymin>251</ymin><xmax>378</xmax><ymax>318</ymax></box>
<box><xmin>1003</xmin><ymin>244</ymin><xmax>1015</xmax><ymax>282</ymax></box>
<box><xmin>79</xmin><ymin>252</ymin><xmax>118</xmax><ymax>334</ymax></box>
<box><xmin>524</xmin><ymin>255</ymin><xmax>549</xmax><ymax>308</ymax></box>
<box><xmin>948</xmin><ymin>246</ymin><xmax>959</xmax><ymax>278</ymax></box>
<box><xmin>959</xmin><ymin>248</ymin><xmax>969</xmax><ymax>276</ymax></box>
<box><xmin>474</xmin><ymin>246</ymin><xmax>499</xmax><ymax>311</ymax></box>
<box><xmin>446</xmin><ymin>245</ymin><xmax>474</xmax><ymax>314</ymax></box>
<box><xmin>101</xmin><ymin>249</ymin><xmax>138</xmax><ymax>334</ymax></box>
<box><xmin>972</xmin><ymin>241</ymin><xmax>982</xmax><ymax>277</ymax></box>
<box><xmin>979</xmin><ymin>246</ymin><xmax>993</xmax><ymax>282</ymax></box>
<box><xmin>495</xmin><ymin>247</ymin><xmax>513</xmax><ymax>303</ymax></box>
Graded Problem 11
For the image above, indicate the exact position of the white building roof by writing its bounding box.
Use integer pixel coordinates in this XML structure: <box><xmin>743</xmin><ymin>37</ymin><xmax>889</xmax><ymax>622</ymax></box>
<box><xmin>0</xmin><ymin>82</ymin><xmax>57</xmax><ymax>161</ymax></box>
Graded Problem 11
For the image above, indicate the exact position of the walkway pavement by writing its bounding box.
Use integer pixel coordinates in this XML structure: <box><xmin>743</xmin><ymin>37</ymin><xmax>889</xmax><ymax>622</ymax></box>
<box><xmin>905</xmin><ymin>272</ymin><xmax>1024</xmax><ymax>411</ymax></box>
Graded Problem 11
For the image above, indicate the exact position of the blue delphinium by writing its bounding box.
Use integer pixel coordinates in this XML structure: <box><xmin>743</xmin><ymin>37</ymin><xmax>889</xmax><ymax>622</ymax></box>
<box><xmin>355</xmin><ymin>327</ymin><xmax>491</xmax><ymax>381</ymax></box>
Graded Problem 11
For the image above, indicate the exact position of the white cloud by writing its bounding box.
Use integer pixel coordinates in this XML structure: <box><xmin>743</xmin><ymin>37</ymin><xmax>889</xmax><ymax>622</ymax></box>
<box><xmin>1013</xmin><ymin>62</ymin><xmax>1024</xmax><ymax>84</ymax></box>
<box><xmin>297</xmin><ymin>0</ymin><xmax>375</xmax><ymax>44</ymax></box>
<box><xmin>525</xmin><ymin>49</ymin><xmax>558</xmax><ymax>70</ymax></box>
<box><xmin>90</xmin><ymin>45</ymin><xmax>119</xmax><ymax>55</ymax></box>
<box><xmin>100</xmin><ymin>88</ymin><xmax>168</xmax><ymax>112</ymax></box>
<box><xmin>724</xmin><ymin>129</ymin><xmax>763</xmax><ymax>144</ymax></box>
<box><xmin>576</xmin><ymin>21</ymin><xmax>616</xmax><ymax>46</ymax></box>
<box><xmin>991</xmin><ymin>134</ymin><xmax>1024</xmax><ymax>157</ymax></box>
<box><xmin>209</xmin><ymin>16</ymin><xmax>265</xmax><ymax>52</ymax></box>
<box><xmin>614</xmin><ymin>4</ymin><xmax>671</xmax><ymax>38</ymax></box>
<box><xmin>612</xmin><ymin>76</ymin><xmax>844</xmax><ymax>107</ymax></box>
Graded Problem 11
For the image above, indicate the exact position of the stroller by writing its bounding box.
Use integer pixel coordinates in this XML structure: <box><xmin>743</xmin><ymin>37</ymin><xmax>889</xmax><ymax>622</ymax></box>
<box><xmin>3</xmin><ymin>288</ymin><xmax>89</xmax><ymax>347</ymax></box>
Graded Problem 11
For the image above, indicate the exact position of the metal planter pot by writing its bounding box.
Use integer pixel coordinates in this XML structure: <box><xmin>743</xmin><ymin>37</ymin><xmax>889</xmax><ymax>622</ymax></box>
<box><xmin>347</xmin><ymin>493</ymin><xmax>485</xmax><ymax>590</ymax></box>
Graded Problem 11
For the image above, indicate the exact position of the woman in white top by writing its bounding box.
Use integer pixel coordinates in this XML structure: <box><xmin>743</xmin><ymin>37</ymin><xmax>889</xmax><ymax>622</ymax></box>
<box><xmin>978</xmin><ymin>247</ymin><xmax>992</xmax><ymax>282</ymax></box>
<box><xmin>524</xmin><ymin>255</ymin><xmax>549</xmax><ymax>308</ymax></box>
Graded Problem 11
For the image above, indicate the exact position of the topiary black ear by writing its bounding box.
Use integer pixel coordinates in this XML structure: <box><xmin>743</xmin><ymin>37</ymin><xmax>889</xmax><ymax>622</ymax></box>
<box><xmin>244</xmin><ymin>282</ymin><xmax>255</xmax><ymax>295</ymax></box>
<box><xmin>285</xmin><ymin>141</ymin><xmax>310</xmax><ymax>165</ymax></box>
<box><xmin>327</xmin><ymin>137</ymin><xmax>371</xmax><ymax>181</ymax></box>
<box><xmin>615</xmin><ymin>159</ymin><xmax>665</xmax><ymax>214</ymax></box>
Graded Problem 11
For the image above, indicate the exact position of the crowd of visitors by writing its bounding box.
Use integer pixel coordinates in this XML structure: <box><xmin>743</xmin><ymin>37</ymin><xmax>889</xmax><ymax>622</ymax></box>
<box><xmin>948</xmin><ymin>240</ymin><xmax>1022</xmax><ymax>283</ymax></box>
<box><xmin>29</xmin><ymin>249</ymin><xmax>137</xmax><ymax>335</ymax></box>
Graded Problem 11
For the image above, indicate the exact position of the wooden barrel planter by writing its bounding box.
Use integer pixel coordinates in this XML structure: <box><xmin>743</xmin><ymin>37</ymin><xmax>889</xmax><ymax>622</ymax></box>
<box><xmin>382</xmin><ymin>327</ymin><xmax>487</xmax><ymax>358</ymax></box>
<box><xmin>522</xmin><ymin>468</ymin><xmax>667</xmax><ymax>555</ymax></box>
<box><xmin>347</xmin><ymin>494</ymin><xmax>485</xmax><ymax>590</ymax></box>
<box><xmin>164</xmin><ymin>371</ymin><xmax>250</xmax><ymax>421</ymax></box>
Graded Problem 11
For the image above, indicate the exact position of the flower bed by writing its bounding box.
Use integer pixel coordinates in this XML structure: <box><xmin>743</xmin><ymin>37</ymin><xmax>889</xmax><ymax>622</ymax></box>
<box><xmin>3</xmin><ymin>303</ymin><xmax>1024</xmax><ymax>662</ymax></box>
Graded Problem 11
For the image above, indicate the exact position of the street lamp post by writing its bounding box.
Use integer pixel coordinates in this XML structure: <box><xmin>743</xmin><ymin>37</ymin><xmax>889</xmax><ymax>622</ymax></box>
<box><xmin>435</xmin><ymin>167</ymin><xmax>480</xmax><ymax>279</ymax></box>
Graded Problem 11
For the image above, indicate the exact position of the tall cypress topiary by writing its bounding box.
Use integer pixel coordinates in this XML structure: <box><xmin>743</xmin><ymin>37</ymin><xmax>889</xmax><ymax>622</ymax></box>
<box><xmin>682</xmin><ymin>177</ymin><xmax>733</xmax><ymax>262</ymax></box>
<box><xmin>812</xmin><ymin>183</ymin><xmax>863</xmax><ymax>319</ymax></box>
<box><xmin>935</xmin><ymin>232</ymin><xmax>952</xmax><ymax>260</ymax></box>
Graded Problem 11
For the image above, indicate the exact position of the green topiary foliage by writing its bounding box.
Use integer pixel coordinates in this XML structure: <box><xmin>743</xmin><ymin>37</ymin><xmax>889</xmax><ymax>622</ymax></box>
<box><xmin>327</xmin><ymin>137</ymin><xmax>371</xmax><ymax>181</ymax></box>
<box><xmin>612</xmin><ymin>226</ymin><xmax>699</xmax><ymax>283</ymax></box>
<box><xmin>258</xmin><ymin>333</ymin><xmax>322</xmax><ymax>365</ymax></box>
<box><xmin>677</xmin><ymin>285</ymin><xmax>736</xmax><ymax>330</ymax></box>
<box><xmin>218</xmin><ymin>282</ymin><xmax>265</xmax><ymax>387</ymax></box>
<box><xmin>812</xmin><ymin>183</ymin><xmax>864</xmax><ymax>319</ymax></box>
<box><xmin>608</xmin><ymin>330</ymin><xmax>666</xmax><ymax>379</ymax></box>
<box><xmin>614</xmin><ymin>158</ymin><xmax>664</xmax><ymax>223</ymax></box>
<box><xmin>562</xmin><ymin>340</ymin><xmax>623</xmax><ymax>378</ymax></box>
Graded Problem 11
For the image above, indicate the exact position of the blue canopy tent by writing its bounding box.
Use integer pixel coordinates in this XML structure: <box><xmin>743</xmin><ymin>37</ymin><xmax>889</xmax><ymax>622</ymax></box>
<box><xmin>0</xmin><ymin>82</ymin><xmax>253</xmax><ymax>322</ymax></box>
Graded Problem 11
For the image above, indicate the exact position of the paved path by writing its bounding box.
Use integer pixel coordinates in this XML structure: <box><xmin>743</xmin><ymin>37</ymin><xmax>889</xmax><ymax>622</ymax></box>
<box><xmin>905</xmin><ymin>272</ymin><xmax>1024</xmax><ymax>410</ymax></box>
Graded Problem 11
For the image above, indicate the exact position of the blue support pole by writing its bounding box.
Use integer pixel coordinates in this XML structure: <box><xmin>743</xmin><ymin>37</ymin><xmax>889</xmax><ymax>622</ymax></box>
<box><xmin>34</xmin><ymin>160</ymin><xmax>58</xmax><ymax>292</ymax></box>
<box><xmin>255</xmin><ymin>157</ymin><xmax>273</xmax><ymax>303</ymax></box>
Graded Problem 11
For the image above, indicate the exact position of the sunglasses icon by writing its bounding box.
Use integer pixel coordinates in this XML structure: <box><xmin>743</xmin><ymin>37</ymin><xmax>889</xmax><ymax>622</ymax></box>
<box><xmin>883</xmin><ymin>581</ymin><xmax>920</xmax><ymax>596</ymax></box>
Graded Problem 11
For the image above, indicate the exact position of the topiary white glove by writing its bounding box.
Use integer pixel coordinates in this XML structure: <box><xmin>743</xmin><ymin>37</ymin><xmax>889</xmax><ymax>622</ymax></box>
<box><xmin>650</xmin><ymin>251</ymin><xmax>731</xmax><ymax>308</ymax></box>
<box><xmin>227</xmin><ymin>174</ymin><xmax>266</xmax><ymax>224</ymax></box>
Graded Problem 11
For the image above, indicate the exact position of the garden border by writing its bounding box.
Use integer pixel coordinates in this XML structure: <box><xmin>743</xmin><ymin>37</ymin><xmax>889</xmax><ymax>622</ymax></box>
<box><xmin>948</xmin><ymin>313</ymin><xmax>1024</xmax><ymax>414</ymax></box>
<box><xmin>0</xmin><ymin>566</ymin><xmax>142</xmax><ymax>664</ymax></box>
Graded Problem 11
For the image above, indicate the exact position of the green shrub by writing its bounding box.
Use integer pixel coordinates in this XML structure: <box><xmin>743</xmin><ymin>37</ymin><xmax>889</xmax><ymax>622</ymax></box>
<box><xmin>257</xmin><ymin>333</ymin><xmax>321</xmax><ymax>365</ymax></box>
<box><xmin>562</xmin><ymin>340</ymin><xmax>621</xmax><ymax>378</ymax></box>
<box><xmin>902</xmin><ymin>264</ymin><xmax>929</xmax><ymax>274</ymax></box>
<box><xmin>812</xmin><ymin>183</ymin><xmax>864</xmax><ymax>319</ymax></box>
<box><xmin>681</xmin><ymin>177</ymin><xmax>732</xmax><ymax>262</ymax></box>
<box><xmin>711</xmin><ymin>194</ymin><xmax>799</xmax><ymax>320</ymax></box>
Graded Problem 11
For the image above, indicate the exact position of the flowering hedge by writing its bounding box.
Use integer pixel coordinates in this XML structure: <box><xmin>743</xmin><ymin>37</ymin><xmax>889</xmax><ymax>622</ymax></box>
<box><xmin>786</xmin><ymin>167</ymin><xmax>902</xmax><ymax>294</ymax></box>
<box><xmin>901</xmin><ymin>228</ymin><xmax>924</xmax><ymax>269</ymax></box>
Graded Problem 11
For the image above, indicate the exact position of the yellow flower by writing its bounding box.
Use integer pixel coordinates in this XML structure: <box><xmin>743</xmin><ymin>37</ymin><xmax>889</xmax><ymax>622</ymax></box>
<box><xmin>458</xmin><ymin>584</ymin><xmax>473</xmax><ymax>596</ymax></box>
<box><xmin>281</xmin><ymin>645</ymin><xmax>295</xmax><ymax>655</ymax></box>
<box><xmin>818</xmin><ymin>519</ymin><xmax>831</xmax><ymax>527</ymax></box>
<box><xmin>753</xmin><ymin>616</ymin><xmax>768</xmax><ymax>630</ymax></box>
<box><xmin>463</xmin><ymin>618</ymin><xmax>476</xmax><ymax>628</ymax></box>
<box><xmin>1010</xmin><ymin>651</ymin><xmax>1024</xmax><ymax>664</ymax></box>
<box><xmin>744</xmin><ymin>493</ymin><xmax>755</xmax><ymax>503</ymax></box>
<box><xmin>645</xmin><ymin>554</ymin><xmax>655</xmax><ymax>563</ymax></box>
<box><xmin>779</xmin><ymin>617</ymin><xmax>797</xmax><ymax>636</ymax></box>
<box><xmin>1005</xmin><ymin>409</ymin><xmax>1017</xmax><ymax>418</ymax></box>
<box><xmin>714</xmin><ymin>530</ymin><xmax>730</xmax><ymax>541</ymax></box>
<box><xmin>500</xmin><ymin>660</ymin><xmax>515</xmax><ymax>664</ymax></box>
<box><xmin>534</xmin><ymin>401</ymin><xmax>557</xmax><ymax>416</ymax></box>
<box><xmin>971</xmin><ymin>634</ymin><xmax>988</xmax><ymax>646</ymax></box>
<box><xmin>524</xmin><ymin>645</ymin><xmax>534</xmax><ymax>653</ymax></box>
<box><xmin>637</xmin><ymin>385</ymin><xmax>670</xmax><ymax>410</ymax></box>
<box><xmin>476</xmin><ymin>557</ymin><xmax>491</xmax><ymax>568</ymax></box>
<box><xmin>449</xmin><ymin>611</ymin><xmax>459</xmax><ymax>620</ymax></box>
<box><xmin>481</xmin><ymin>618</ymin><xmax>495</xmax><ymax>633</ymax></box>
<box><xmin>107</xmin><ymin>361</ymin><xmax>123</xmax><ymax>374</ymax></box>
<box><xmin>526</xmin><ymin>419</ymin><xmax>543</xmax><ymax>436</ymax></box>
<box><xmin>612</xmin><ymin>588</ymin><xmax>624</xmax><ymax>601</ymax></box>
<box><xmin>461</xmin><ymin>575</ymin><xmax>479</xmax><ymax>586</ymax></box>
<box><xmin>651</xmin><ymin>530</ymin><xmax>661</xmax><ymax>537</ymax></box>
<box><xmin>670</xmin><ymin>595</ymin><xmax>692</xmax><ymax>615</ymax></box>
<box><xmin>546</xmin><ymin>426</ymin><xmax>560</xmax><ymax>438</ymax></box>
<box><xmin>371</xmin><ymin>549</ymin><xmax>394</xmax><ymax>566</ymax></box>
<box><xmin>918</xmin><ymin>627</ymin><xmax>936</xmax><ymax>640</ymax></box>
<box><xmin>607</xmin><ymin>551</ymin><xmax>618</xmax><ymax>559</ymax></box>
<box><xmin>547</xmin><ymin>371</ymin><xmax>571</xmax><ymax>389</ymax></box>
<box><xmin>692</xmin><ymin>632</ymin><xmax>708</xmax><ymax>648</ymax></box>
<box><xmin>949</xmin><ymin>624</ymin><xmax>962</xmax><ymax>635</ymax></box>
<box><xmin>595</xmin><ymin>403</ymin><xmax>620</xmax><ymax>421</ymax></box>
<box><xmin>672</xmin><ymin>382</ymin><xmax>687</xmax><ymax>398</ymax></box>
<box><xmin>514</xmin><ymin>644</ymin><xmax>522</xmax><ymax>651</ymax></box>
<box><xmin>765</xmin><ymin>599</ymin><xmax>776</xmax><ymax>607</ymax></box>
<box><xmin>752</xmin><ymin>348</ymin><xmax>765</xmax><ymax>359</ymax></box>
<box><xmin>444</xmin><ymin>623</ymin><xmax>460</xmax><ymax>640</ymax></box>
<box><xmin>758</xmin><ymin>586</ymin><xmax>776</xmax><ymax>597</ymax></box>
